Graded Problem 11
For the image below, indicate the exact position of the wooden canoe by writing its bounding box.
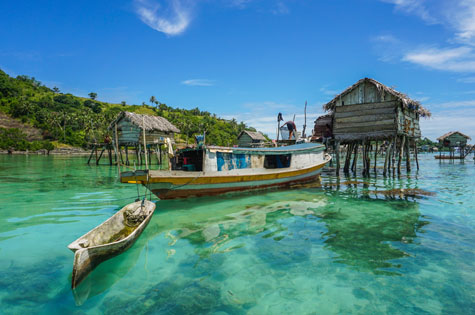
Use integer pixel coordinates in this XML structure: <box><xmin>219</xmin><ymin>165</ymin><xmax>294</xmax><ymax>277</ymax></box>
<box><xmin>67</xmin><ymin>200</ymin><xmax>156</xmax><ymax>288</ymax></box>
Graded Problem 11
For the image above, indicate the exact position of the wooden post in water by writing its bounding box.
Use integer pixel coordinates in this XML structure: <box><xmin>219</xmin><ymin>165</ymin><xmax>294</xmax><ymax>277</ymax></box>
<box><xmin>362</xmin><ymin>140</ymin><xmax>366</xmax><ymax>176</ymax></box>
<box><xmin>335</xmin><ymin>141</ymin><xmax>340</xmax><ymax>175</ymax></box>
<box><xmin>125</xmin><ymin>146</ymin><xmax>129</xmax><ymax>166</ymax></box>
<box><xmin>351</xmin><ymin>143</ymin><xmax>359</xmax><ymax>173</ymax></box>
<box><xmin>374</xmin><ymin>141</ymin><xmax>378</xmax><ymax>172</ymax></box>
<box><xmin>383</xmin><ymin>139</ymin><xmax>391</xmax><ymax>176</ymax></box>
<box><xmin>142</xmin><ymin>117</ymin><xmax>149</xmax><ymax>170</ymax></box>
<box><xmin>344</xmin><ymin>143</ymin><xmax>353</xmax><ymax>173</ymax></box>
<box><xmin>114</xmin><ymin>123</ymin><xmax>121</xmax><ymax>175</ymax></box>
<box><xmin>414</xmin><ymin>141</ymin><xmax>419</xmax><ymax>170</ymax></box>
<box><xmin>405</xmin><ymin>138</ymin><xmax>411</xmax><ymax>172</ymax></box>
<box><xmin>397</xmin><ymin>135</ymin><xmax>405</xmax><ymax>175</ymax></box>
<box><xmin>391</xmin><ymin>136</ymin><xmax>397</xmax><ymax>176</ymax></box>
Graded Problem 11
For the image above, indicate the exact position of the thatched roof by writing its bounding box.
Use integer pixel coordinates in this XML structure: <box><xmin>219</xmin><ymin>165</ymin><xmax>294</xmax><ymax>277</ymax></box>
<box><xmin>437</xmin><ymin>131</ymin><xmax>471</xmax><ymax>141</ymax></box>
<box><xmin>238</xmin><ymin>130</ymin><xmax>266</xmax><ymax>141</ymax></box>
<box><xmin>323</xmin><ymin>78</ymin><xmax>431</xmax><ymax>117</ymax></box>
<box><xmin>110</xmin><ymin>111</ymin><xmax>180</xmax><ymax>133</ymax></box>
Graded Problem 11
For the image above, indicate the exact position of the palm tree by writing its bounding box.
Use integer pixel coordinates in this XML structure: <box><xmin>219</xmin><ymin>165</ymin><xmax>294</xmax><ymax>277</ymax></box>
<box><xmin>88</xmin><ymin>92</ymin><xmax>97</xmax><ymax>100</ymax></box>
<box><xmin>150</xmin><ymin>96</ymin><xmax>156</xmax><ymax>106</ymax></box>
<box><xmin>53</xmin><ymin>86</ymin><xmax>60</xmax><ymax>93</ymax></box>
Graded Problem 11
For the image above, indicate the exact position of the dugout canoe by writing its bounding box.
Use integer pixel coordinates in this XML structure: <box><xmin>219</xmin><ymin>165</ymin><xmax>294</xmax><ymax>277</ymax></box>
<box><xmin>67</xmin><ymin>200</ymin><xmax>156</xmax><ymax>288</ymax></box>
<box><xmin>120</xmin><ymin>143</ymin><xmax>331</xmax><ymax>199</ymax></box>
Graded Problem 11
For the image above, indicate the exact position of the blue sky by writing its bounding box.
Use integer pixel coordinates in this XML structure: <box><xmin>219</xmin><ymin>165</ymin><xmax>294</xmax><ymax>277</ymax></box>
<box><xmin>1</xmin><ymin>0</ymin><xmax>475</xmax><ymax>142</ymax></box>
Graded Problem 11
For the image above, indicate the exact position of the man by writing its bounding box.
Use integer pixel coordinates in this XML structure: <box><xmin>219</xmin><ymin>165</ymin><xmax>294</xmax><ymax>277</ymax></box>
<box><xmin>285</xmin><ymin>121</ymin><xmax>297</xmax><ymax>140</ymax></box>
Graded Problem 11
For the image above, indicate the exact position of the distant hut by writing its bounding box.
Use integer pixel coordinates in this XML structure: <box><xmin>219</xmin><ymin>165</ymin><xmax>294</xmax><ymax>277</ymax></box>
<box><xmin>237</xmin><ymin>130</ymin><xmax>266</xmax><ymax>147</ymax></box>
<box><xmin>312</xmin><ymin>114</ymin><xmax>333</xmax><ymax>141</ymax></box>
<box><xmin>109</xmin><ymin>111</ymin><xmax>180</xmax><ymax>166</ymax></box>
<box><xmin>323</xmin><ymin>78</ymin><xmax>431</xmax><ymax>176</ymax></box>
<box><xmin>437</xmin><ymin>131</ymin><xmax>471</xmax><ymax>159</ymax></box>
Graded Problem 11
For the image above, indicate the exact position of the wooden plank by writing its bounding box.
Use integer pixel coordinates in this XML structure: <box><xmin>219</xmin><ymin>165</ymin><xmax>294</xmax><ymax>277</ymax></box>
<box><xmin>335</xmin><ymin>107</ymin><xmax>395</xmax><ymax>119</ymax></box>
<box><xmin>334</xmin><ymin>125</ymin><xmax>395</xmax><ymax>134</ymax></box>
<box><xmin>335</xmin><ymin>119</ymin><xmax>395</xmax><ymax>129</ymax></box>
<box><xmin>335</xmin><ymin>113</ymin><xmax>395</xmax><ymax>124</ymax></box>
<box><xmin>335</xmin><ymin>101</ymin><xmax>397</xmax><ymax>113</ymax></box>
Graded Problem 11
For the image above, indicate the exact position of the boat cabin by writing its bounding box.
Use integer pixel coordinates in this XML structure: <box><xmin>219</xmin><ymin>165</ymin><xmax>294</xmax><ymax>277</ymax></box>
<box><xmin>172</xmin><ymin>143</ymin><xmax>322</xmax><ymax>172</ymax></box>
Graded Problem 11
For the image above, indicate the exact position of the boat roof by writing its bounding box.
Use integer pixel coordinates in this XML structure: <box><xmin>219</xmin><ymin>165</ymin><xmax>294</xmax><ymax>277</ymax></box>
<box><xmin>207</xmin><ymin>142</ymin><xmax>325</xmax><ymax>155</ymax></box>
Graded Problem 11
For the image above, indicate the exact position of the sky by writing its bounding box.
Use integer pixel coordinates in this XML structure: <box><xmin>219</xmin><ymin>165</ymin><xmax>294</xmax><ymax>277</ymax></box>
<box><xmin>1</xmin><ymin>0</ymin><xmax>475</xmax><ymax>142</ymax></box>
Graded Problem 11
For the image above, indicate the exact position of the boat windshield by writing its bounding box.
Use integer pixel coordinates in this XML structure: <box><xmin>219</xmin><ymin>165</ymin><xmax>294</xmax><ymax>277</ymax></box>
<box><xmin>264</xmin><ymin>154</ymin><xmax>291</xmax><ymax>169</ymax></box>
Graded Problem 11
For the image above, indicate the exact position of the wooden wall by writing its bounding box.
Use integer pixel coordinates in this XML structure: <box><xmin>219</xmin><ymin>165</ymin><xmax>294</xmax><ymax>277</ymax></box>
<box><xmin>332</xmin><ymin>81</ymin><xmax>421</xmax><ymax>141</ymax></box>
<box><xmin>439</xmin><ymin>133</ymin><xmax>468</xmax><ymax>147</ymax></box>
<box><xmin>116</xmin><ymin>120</ymin><xmax>174</xmax><ymax>145</ymax></box>
<box><xmin>333</xmin><ymin>101</ymin><xmax>397</xmax><ymax>141</ymax></box>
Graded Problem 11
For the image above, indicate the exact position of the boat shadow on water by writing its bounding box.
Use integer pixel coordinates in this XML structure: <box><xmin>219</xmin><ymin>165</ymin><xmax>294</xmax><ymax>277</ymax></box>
<box><xmin>72</xmin><ymin>181</ymin><xmax>432</xmax><ymax>308</ymax></box>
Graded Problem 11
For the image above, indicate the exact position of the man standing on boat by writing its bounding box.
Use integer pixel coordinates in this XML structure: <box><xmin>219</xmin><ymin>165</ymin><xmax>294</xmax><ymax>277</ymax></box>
<box><xmin>286</xmin><ymin>121</ymin><xmax>297</xmax><ymax>140</ymax></box>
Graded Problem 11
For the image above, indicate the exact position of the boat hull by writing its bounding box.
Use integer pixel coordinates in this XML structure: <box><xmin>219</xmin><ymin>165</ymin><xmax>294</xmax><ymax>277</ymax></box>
<box><xmin>68</xmin><ymin>200</ymin><xmax>156</xmax><ymax>288</ymax></box>
<box><xmin>130</xmin><ymin>159</ymin><xmax>329</xmax><ymax>199</ymax></box>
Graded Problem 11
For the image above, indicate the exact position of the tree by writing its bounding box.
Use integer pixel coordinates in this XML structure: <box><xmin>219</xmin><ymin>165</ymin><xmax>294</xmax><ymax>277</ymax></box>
<box><xmin>150</xmin><ymin>96</ymin><xmax>156</xmax><ymax>106</ymax></box>
<box><xmin>53</xmin><ymin>86</ymin><xmax>60</xmax><ymax>93</ymax></box>
<box><xmin>121</xmin><ymin>101</ymin><xmax>126</xmax><ymax>106</ymax></box>
<box><xmin>88</xmin><ymin>92</ymin><xmax>97</xmax><ymax>100</ymax></box>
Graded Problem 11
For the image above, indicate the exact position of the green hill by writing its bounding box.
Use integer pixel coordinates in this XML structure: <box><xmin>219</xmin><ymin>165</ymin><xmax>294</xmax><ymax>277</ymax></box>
<box><xmin>0</xmin><ymin>69</ymin><xmax>259</xmax><ymax>150</ymax></box>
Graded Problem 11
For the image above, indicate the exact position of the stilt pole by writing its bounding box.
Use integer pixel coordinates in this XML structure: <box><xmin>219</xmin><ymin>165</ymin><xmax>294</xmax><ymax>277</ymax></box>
<box><xmin>374</xmin><ymin>140</ymin><xmax>378</xmax><ymax>172</ymax></box>
<box><xmin>414</xmin><ymin>141</ymin><xmax>419</xmax><ymax>170</ymax></box>
<box><xmin>397</xmin><ymin>135</ymin><xmax>405</xmax><ymax>175</ymax></box>
<box><xmin>351</xmin><ymin>143</ymin><xmax>359</xmax><ymax>173</ymax></box>
<box><xmin>335</xmin><ymin>141</ymin><xmax>340</xmax><ymax>176</ymax></box>
<box><xmin>405</xmin><ymin>138</ymin><xmax>411</xmax><ymax>172</ymax></box>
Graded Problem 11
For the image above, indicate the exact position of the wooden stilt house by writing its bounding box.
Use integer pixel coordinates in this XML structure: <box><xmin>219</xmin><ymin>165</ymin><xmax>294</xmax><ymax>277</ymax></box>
<box><xmin>436</xmin><ymin>131</ymin><xmax>472</xmax><ymax>159</ymax></box>
<box><xmin>237</xmin><ymin>130</ymin><xmax>266</xmax><ymax>147</ymax></box>
<box><xmin>109</xmin><ymin>111</ymin><xmax>180</xmax><ymax>167</ymax></box>
<box><xmin>322</xmin><ymin>78</ymin><xmax>431</xmax><ymax>176</ymax></box>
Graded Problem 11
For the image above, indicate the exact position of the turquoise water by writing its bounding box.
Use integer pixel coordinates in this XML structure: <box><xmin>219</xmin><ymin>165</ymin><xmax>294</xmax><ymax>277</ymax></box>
<box><xmin>0</xmin><ymin>154</ymin><xmax>474</xmax><ymax>314</ymax></box>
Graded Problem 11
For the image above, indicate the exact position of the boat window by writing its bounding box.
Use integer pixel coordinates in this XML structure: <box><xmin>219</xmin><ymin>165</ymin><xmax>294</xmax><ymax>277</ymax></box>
<box><xmin>264</xmin><ymin>154</ymin><xmax>291</xmax><ymax>169</ymax></box>
<box><xmin>174</xmin><ymin>149</ymin><xmax>203</xmax><ymax>171</ymax></box>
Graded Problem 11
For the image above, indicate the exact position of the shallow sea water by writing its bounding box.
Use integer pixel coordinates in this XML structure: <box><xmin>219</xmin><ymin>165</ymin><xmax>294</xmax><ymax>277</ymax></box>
<box><xmin>0</xmin><ymin>154</ymin><xmax>474</xmax><ymax>314</ymax></box>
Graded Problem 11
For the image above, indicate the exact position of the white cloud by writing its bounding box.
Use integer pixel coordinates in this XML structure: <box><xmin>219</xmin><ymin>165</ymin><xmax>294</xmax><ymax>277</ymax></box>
<box><xmin>377</xmin><ymin>1</ymin><xmax>475</xmax><ymax>72</ymax></box>
<box><xmin>420</xmin><ymin>107</ymin><xmax>475</xmax><ymax>142</ymax></box>
<box><xmin>271</xmin><ymin>1</ymin><xmax>289</xmax><ymax>15</ymax></box>
<box><xmin>402</xmin><ymin>46</ymin><xmax>475</xmax><ymax>72</ymax></box>
<box><xmin>381</xmin><ymin>0</ymin><xmax>436</xmax><ymax>24</ymax></box>
<box><xmin>134</xmin><ymin>0</ymin><xmax>192</xmax><ymax>36</ymax></box>
<box><xmin>458</xmin><ymin>76</ymin><xmax>475</xmax><ymax>83</ymax></box>
<box><xmin>181</xmin><ymin>79</ymin><xmax>215</xmax><ymax>86</ymax></box>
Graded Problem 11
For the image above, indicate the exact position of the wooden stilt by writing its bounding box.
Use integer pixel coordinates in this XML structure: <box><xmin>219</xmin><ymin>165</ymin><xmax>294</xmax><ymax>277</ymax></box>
<box><xmin>374</xmin><ymin>141</ymin><xmax>378</xmax><ymax>172</ymax></box>
<box><xmin>108</xmin><ymin>145</ymin><xmax>112</xmax><ymax>165</ymax></box>
<box><xmin>155</xmin><ymin>144</ymin><xmax>160</xmax><ymax>166</ymax></box>
<box><xmin>397</xmin><ymin>135</ymin><xmax>405</xmax><ymax>175</ymax></box>
<box><xmin>391</xmin><ymin>136</ymin><xmax>397</xmax><ymax>176</ymax></box>
<box><xmin>414</xmin><ymin>141</ymin><xmax>419</xmax><ymax>170</ymax></box>
<box><xmin>94</xmin><ymin>146</ymin><xmax>98</xmax><ymax>163</ymax></box>
<box><xmin>335</xmin><ymin>141</ymin><xmax>340</xmax><ymax>176</ymax></box>
<box><xmin>405</xmin><ymin>138</ymin><xmax>411</xmax><ymax>172</ymax></box>
<box><xmin>344</xmin><ymin>143</ymin><xmax>353</xmax><ymax>173</ymax></box>
<box><xmin>383</xmin><ymin>139</ymin><xmax>390</xmax><ymax>176</ymax></box>
<box><xmin>351</xmin><ymin>143</ymin><xmax>359</xmax><ymax>172</ymax></box>
<box><xmin>96</xmin><ymin>147</ymin><xmax>105</xmax><ymax>165</ymax></box>
<box><xmin>362</xmin><ymin>140</ymin><xmax>367</xmax><ymax>176</ymax></box>
<box><xmin>125</xmin><ymin>146</ymin><xmax>129</xmax><ymax>166</ymax></box>
<box><xmin>87</xmin><ymin>145</ymin><xmax>95</xmax><ymax>165</ymax></box>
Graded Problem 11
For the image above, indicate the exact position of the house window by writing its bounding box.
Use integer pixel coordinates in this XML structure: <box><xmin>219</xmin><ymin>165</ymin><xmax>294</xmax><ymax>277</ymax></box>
<box><xmin>264</xmin><ymin>154</ymin><xmax>291</xmax><ymax>169</ymax></box>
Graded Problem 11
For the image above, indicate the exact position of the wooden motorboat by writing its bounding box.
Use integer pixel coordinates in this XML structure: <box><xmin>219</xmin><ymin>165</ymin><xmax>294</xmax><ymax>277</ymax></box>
<box><xmin>68</xmin><ymin>200</ymin><xmax>156</xmax><ymax>288</ymax></box>
<box><xmin>120</xmin><ymin>143</ymin><xmax>331</xmax><ymax>199</ymax></box>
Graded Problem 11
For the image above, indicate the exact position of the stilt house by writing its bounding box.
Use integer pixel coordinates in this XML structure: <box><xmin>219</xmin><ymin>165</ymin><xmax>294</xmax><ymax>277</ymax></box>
<box><xmin>237</xmin><ymin>130</ymin><xmax>266</xmax><ymax>147</ymax></box>
<box><xmin>110</xmin><ymin>111</ymin><xmax>180</xmax><ymax>146</ymax></box>
<box><xmin>109</xmin><ymin>111</ymin><xmax>180</xmax><ymax>166</ymax></box>
<box><xmin>322</xmin><ymin>78</ymin><xmax>431</xmax><ymax>175</ymax></box>
<box><xmin>437</xmin><ymin>131</ymin><xmax>470</xmax><ymax>147</ymax></box>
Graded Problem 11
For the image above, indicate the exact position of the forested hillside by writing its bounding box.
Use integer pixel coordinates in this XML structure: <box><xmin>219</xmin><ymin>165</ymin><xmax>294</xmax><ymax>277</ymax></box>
<box><xmin>0</xmin><ymin>69</ymin><xmax>259</xmax><ymax>150</ymax></box>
